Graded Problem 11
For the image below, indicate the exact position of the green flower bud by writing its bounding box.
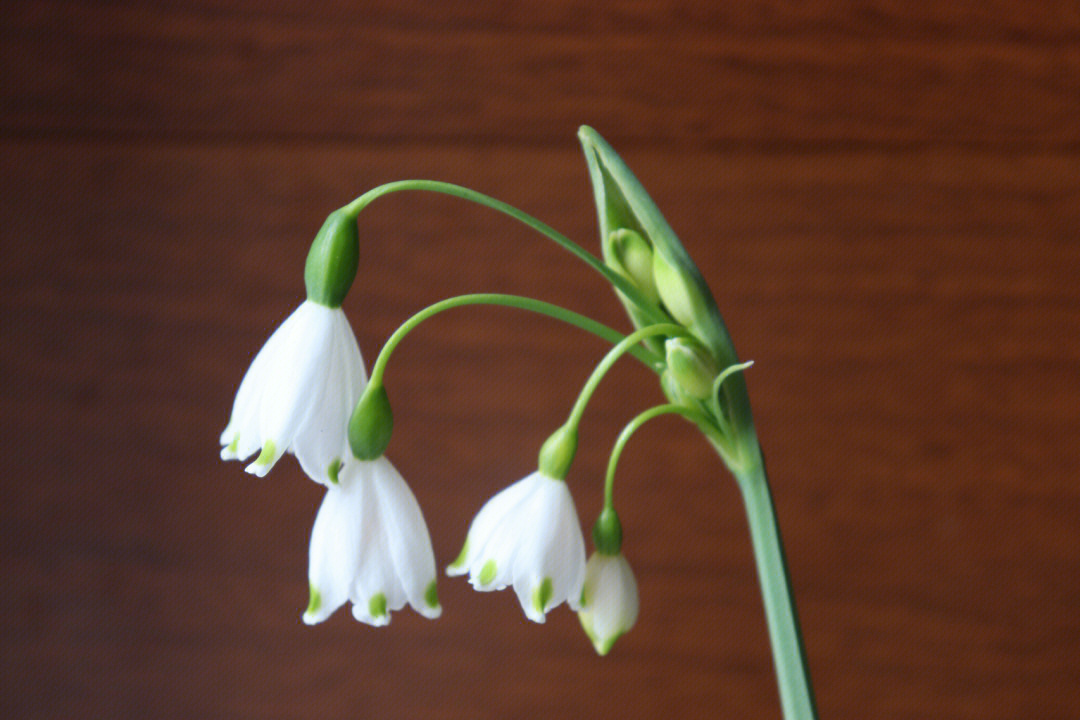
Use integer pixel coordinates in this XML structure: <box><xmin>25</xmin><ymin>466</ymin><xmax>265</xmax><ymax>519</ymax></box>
<box><xmin>348</xmin><ymin>382</ymin><xmax>393</xmax><ymax>460</ymax></box>
<box><xmin>605</xmin><ymin>229</ymin><xmax>659</xmax><ymax>304</ymax></box>
<box><xmin>652</xmin><ymin>249</ymin><xmax>709</xmax><ymax>330</ymax></box>
<box><xmin>304</xmin><ymin>208</ymin><xmax>359</xmax><ymax>308</ymax></box>
<box><xmin>592</xmin><ymin>507</ymin><xmax>623</xmax><ymax>555</ymax></box>
<box><xmin>537</xmin><ymin>424</ymin><xmax>578</xmax><ymax>480</ymax></box>
<box><xmin>665</xmin><ymin>336</ymin><xmax>720</xmax><ymax>400</ymax></box>
<box><xmin>660</xmin><ymin>368</ymin><xmax>693</xmax><ymax>407</ymax></box>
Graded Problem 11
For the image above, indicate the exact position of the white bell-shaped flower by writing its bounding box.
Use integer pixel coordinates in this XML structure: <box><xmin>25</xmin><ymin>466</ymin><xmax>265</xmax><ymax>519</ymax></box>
<box><xmin>304</xmin><ymin>456</ymin><xmax>441</xmax><ymax>626</ymax></box>
<box><xmin>447</xmin><ymin>471</ymin><xmax>586</xmax><ymax>623</ymax></box>
<box><xmin>577</xmin><ymin>551</ymin><xmax>639</xmax><ymax>655</ymax></box>
<box><xmin>220</xmin><ymin>300</ymin><xmax>366</xmax><ymax>485</ymax></box>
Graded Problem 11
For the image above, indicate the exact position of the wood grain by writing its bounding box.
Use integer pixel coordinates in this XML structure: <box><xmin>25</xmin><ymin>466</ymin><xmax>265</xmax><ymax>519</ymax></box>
<box><xmin>6</xmin><ymin>1</ymin><xmax>1080</xmax><ymax>147</ymax></box>
<box><xmin>2</xmin><ymin>3</ymin><xmax>1079</xmax><ymax>720</ymax></box>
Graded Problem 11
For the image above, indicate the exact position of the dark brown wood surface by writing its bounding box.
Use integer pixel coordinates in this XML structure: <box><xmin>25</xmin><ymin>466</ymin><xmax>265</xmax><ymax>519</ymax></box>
<box><xmin>3</xmin><ymin>3</ymin><xmax>1078</xmax><ymax>719</ymax></box>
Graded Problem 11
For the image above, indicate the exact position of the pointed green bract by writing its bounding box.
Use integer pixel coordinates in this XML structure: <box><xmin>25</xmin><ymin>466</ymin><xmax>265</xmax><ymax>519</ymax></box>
<box><xmin>578</xmin><ymin>125</ymin><xmax>758</xmax><ymax>448</ymax></box>
<box><xmin>578</xmin><ymin>126</ymin><xmax>734</xmax><ymax>365</ymax></box>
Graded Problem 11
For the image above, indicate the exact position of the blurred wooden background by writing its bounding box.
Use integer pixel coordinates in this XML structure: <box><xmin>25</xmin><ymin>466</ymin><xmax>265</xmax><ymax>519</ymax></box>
<box><xmin>3</xmin><ymin>2</ymin><xmax>1079</xmax><ymax>718</ymax></box>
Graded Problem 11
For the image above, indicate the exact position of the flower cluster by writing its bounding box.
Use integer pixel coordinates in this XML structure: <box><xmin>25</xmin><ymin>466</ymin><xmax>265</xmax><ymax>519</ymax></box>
<box><xmin>221</xmin><ymin>278</ymin><xmax>636</xmax><ymax>650</ymax></box>
<box><xmin>215</xmin><ymin>126</ymin><xmax>822</xmax><ymax>715</ymax></box>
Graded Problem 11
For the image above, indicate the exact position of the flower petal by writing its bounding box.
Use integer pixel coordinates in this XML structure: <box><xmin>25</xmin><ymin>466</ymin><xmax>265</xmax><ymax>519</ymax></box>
<box><xmin>349</xmin><ymin>468</ymin><xmax>407</xmax><ymax>625</ymax></box>
<box><xmin>291</xmin><ymin>310</ymin><xmax>366</xmax><ymax>484</ymax></box>
<box><xmin>447</xmin><ymin>473</ymin><xmax>536</xmax><ymax>579</ymax></box>
<box><xmin>251</xmin><ymin>303</ymin><xmax>338</xmax><ymax>474</ymax></box>
<box><xmin>578</xmin><ymin>553</ymin><xmax>639</xmax><ymax>654</ymax></box>
<box><xmin>304</xmin><ymin>476</ymin><xmax>364</xmax><ymax>624</ymax></box>
<box><xmin>370</xmin><ymin>457</ymin><xmax>441</xmax><ymax>618</ymax></box>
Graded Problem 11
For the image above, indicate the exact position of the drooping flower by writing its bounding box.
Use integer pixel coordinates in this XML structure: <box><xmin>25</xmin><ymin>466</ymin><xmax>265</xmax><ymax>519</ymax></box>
<box><xmin>220</xmin><ymin>300</ymin><xmax>365</xmax><ymax>485</ymax></box>
<box><xmin>447</xmin><ymin>471</ymin><xmax>586</xmax><ymax>623</ymax></box>
<box><xmin>577</xmin><ymin>551</ymin><xmax>639</xmax><ymax>655</ymax></box>
<box><xmin>304</xmin><ymin>456</ymin><xmax>441</xmax><ymax>626</ymax></box>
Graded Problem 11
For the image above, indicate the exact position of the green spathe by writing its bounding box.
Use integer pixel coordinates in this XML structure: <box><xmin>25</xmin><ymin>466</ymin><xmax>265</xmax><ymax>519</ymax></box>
<box><xmin>578</xmin><ymin>125</ymin><xmax>757</xmax><ymax>445</ymax></box>
<box><xmin>348</xmin><ymin>383</ymin><xmax>393</xmax><ymax>460</ymax></box>
<box><xmin>305</xmin><ymin>208</ymin><xmax>359</xmax><ymax>308</ymax></box>
<box><xmin>578</xmin><ymin>127</ymin><xmax>732</xmax><ymax>363</ymax></box>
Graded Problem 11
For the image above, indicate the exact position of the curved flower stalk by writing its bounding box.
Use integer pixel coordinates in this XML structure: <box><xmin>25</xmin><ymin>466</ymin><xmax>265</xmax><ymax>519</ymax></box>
<box><xmin>304</xmin><ymin>456</ymin><xmax>441</xmax><ymax>626</ymax></box>
<box><xmin>578</xmin><ymin>551</ymin><xmax>639</xmax><ymax>655</ymax></box>
<box><xmin>447</xmin><ymin>471</ymin><xmax>587</xmax><ymax>623</ymax></box>
<box><xmin>219</xmin><ymin>299</ymin><xmax>366</xmax><ymax>485</ymax></box>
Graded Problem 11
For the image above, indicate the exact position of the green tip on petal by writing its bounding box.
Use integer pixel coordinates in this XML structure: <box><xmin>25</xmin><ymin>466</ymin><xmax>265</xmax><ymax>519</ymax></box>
<box><xmin>306</xmin><ymin>583</ymin><xmax>322</xmax><ymax>615</ymax></box>
<box><xmin>226</xmin><ymin>435</ymin><xmax>239</xmax><ymax>453</ymax></box>
<box><xmin>478</xmin><ymin>560</ymin><xmax>497</xmax><ymax>586</ymax></box>
<box><xmin>448</xmin><ymin>538</ymin><xmax>470</xmax><ymax>571</ymax></box>
<box><xmin>424</xmin><ymin>580</ymin><xmax>440</xmax><ymax>609</ymax></box>
<box><xmin>368</xmin><ymin>593</ymin><xmax>388</xmax><ymax>619</ymax></box>
<box><xmin>327</xmin><ymin>457</ymin><xmax>342</xmax><ymax>485</ymax></box>
<box><xmin>253</xmin><ymin>440</ymin><xmax>277</xmax><ymax>467</ymax></box>
<box><xmin>531</xmin><ymin>577</ymin><xmax>554</xmax><ymax>615</ymax></box>
<box><xmin>594</xmin><ymin>630</ymin><xmax>626</xmax><ymax>656</ymax></box>
<box><xmin>578</xmin><ymin>613</ymin><xmax>626</xmax><ymax>656</ymax></box>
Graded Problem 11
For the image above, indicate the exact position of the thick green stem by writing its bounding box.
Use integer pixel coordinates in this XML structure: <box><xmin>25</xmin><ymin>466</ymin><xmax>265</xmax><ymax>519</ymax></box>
<box><xmin>734</xmin><ymin>453</ymin><xmax>818</xmax><ymax>720</ymax></box>
<box><xmin>368</xmin><ymin>293</ymin><xmax>662</xmax><ymax>387</ymax></box>
<box><xmin>344</xmin><ymin>180</ymin><xmax>668</xmax><ymax>325</ymax></box>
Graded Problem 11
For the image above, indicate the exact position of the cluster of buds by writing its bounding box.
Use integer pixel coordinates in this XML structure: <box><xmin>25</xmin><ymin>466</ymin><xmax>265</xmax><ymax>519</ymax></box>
<box><xmin>220</xmin><ymin>128</ymin><xmax>755</xmax><ymax>656</ymax></box>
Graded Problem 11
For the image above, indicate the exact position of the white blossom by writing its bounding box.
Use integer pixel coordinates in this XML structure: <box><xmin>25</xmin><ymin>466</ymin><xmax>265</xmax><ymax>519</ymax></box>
<box><xmin>220</xmin><ymin>300</ymin><xmax>365</xmax><ymax>485</ymax></box>
<box><xmin>304</xmin><ymin>456</ymin><xmax>441</xmax><ymax>626</ymax></box>
<box><xmin>447</xmin><ymin>471</ymin><xmax>586</xmax><ymax>623</ymax></box>
<box><xmin>578</xmin><ymin>552</ymin><xmax>639</xmax><ymax>655</ymax></box>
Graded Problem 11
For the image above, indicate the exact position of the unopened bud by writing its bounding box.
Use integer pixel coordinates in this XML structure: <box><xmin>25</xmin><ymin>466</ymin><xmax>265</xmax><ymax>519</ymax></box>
<box><xmin>665</xmin><ymin>337</ymin><xmax>720</xmax><ymax>400</ymax></box>
<box><xmin>653</xmin><ymin>250</ymin><xmax>709</xmax><ymax>329</ymax></box>
<box><xmin>660</xmin><ymin>368</ymin><xmax>693</xmax><ymax>407</ymax></box>
<box><xmin>605</xmin><ymin>229</ymin><xmax>659</xmax><ymax>304</ymax></box>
